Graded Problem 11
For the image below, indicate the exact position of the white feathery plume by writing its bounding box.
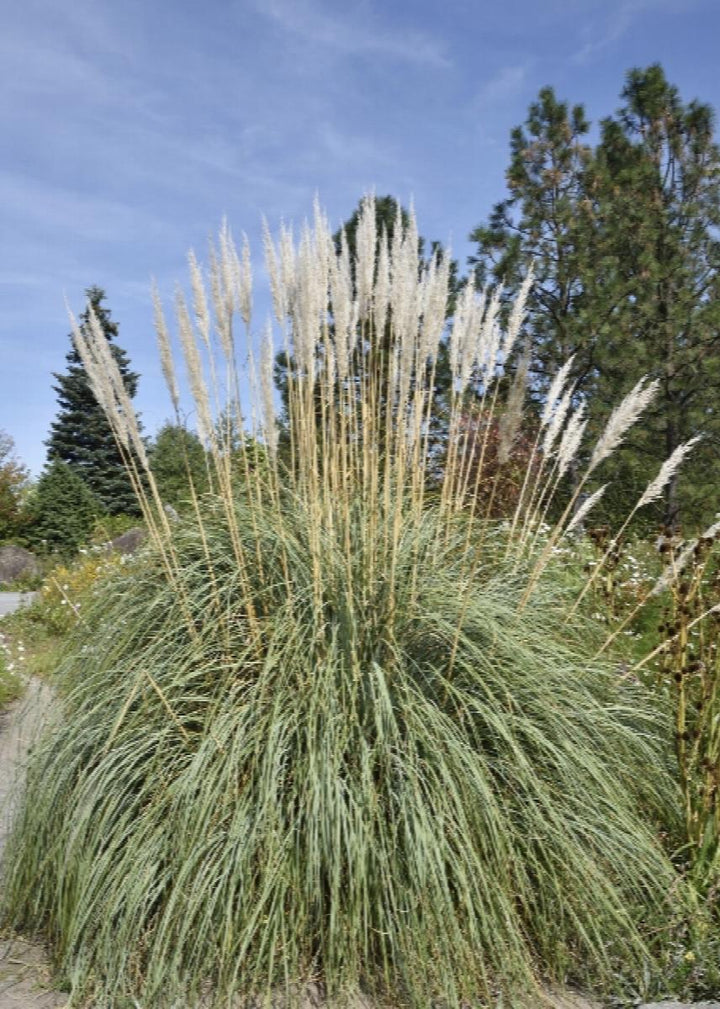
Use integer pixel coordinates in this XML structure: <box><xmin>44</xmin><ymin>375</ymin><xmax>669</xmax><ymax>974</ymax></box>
<box><xmin>214</xmin><ymin>222</ymin><xmax>239</xmax><ymax>363</ymax></box>
<box><xmin>476</xmin><ymin>284</ymin><xmax>502</xmax><ymax>381</ymax></box>
<box><xmin>218</xmin><ymin>218</ymin><xmax>236</xmax><ymax>308</ymax></box>
<box><xmin>312</xmin><ymin>197</ymin><xmax>334</xmax><ymax>294</ymax></box>
<box><xmin>373</xmin><ymin>229</ymin><xmax>390</xmax><ymax>349</ymax></box>
<box><xmin>390</xmin><ymin>207</ymin><xmax>421</xmax><ymax>372</ymax></box>
<box><xmin>542</xmin><ymin>385</ymin><xmax>574</xmax><ymax>459</ymax></box>
<box><xmin>355</xmin><ymin>195</ymin><xmax>377</xmax><ymax>319</ymax></box>
<box><xmin>188</xmin><ymin>251</ymin><xmax>211</xmax><ymax>351</ymax></box>
<box><xmin>456</xmin><ymin>287</ymin><xmax>486</xmax><ymax>391</ymax></box>
<box><xmin>260</xmin><ymin>320</ymin><xmax>278</xmax><ymax>453</ymax></box>
<box><xmin>279</xmin><ymin>221</ymin><xmax>297</xmax><ymax>311</ymax></box>
<box><xmin>176</xmin><ymin>289</ymin><xmax>214</xmax><ymax>446</ymax></box>
<box><xmin>67</xmin><ymin>306</ymin><xmax>120</xmax><ymax>441</ymax></box>
<box><xmin>498</xmin><ymin>345</ymin><xmax>531</xmax><ymax>465</ymax></box>
<box><xmin>503</xmin><ymin>265</ymin><xmax>533</xmax><ymax>361</ymax></box>
<box><xmin>263</xmin><ymin>219</ymin><xmax>286</xmax><ymax>324</ymax></box>
<box><xmin>292</xmin><ymin>224</ymin><xmax>318</xmax><ymax>376</ymax></box>
<box><xmin>419</xmin><ymin>248</ymin><xmax>450</xmax><ymax>362</ymax></box>
<box><xmin>588</xmin><ymin>376</ymin><xmax>659</xmax><ymax>473</ymax></box>
<box><xmin>541</xmin><ymin>356</ymin><xmax>575</xmax><ymax>428</ymax></box>
<box><xmin>556</xmin><ymin>404</ymin><xmax>587</xmax><ymax>480</ymax></box>
<box><xmin>565</xmin><ymin>485</ymin><xmax>607</xmax><ymax>535</ymax></box>
<box><xmin>152</xmin><ymin>283</ymin><xmax>180</xmax><ymax>413</ymax></box>
<box><xmin>208</xmin><ymin>241</ymin><xmax>234</xmax><ymax>366</ymax></box>
<box><xmin>448</xmin><ymin>280</ymin><xmax>475</xmax><ymax>385</ymax></box>
<box><xmin>87</xmin><ymin>305</ymin><xmax>148</xmax><ymax>466</ymax></box>
<box><xmin>329</xmin><ymin>230</ymin><xmax>353</xmax><ymax>380</ymax></box>
<box><xmin>636</xmin><ymin>436</ymin><xmax>702</xmax><ymax>509</ymax></box>
<box><xmin>238</xmin><ymin>232</ymin><xmax>253</xmax><ymax>328</ymax></box>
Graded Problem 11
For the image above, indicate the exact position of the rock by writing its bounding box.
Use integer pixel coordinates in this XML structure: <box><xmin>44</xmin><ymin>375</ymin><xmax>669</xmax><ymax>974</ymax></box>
<box><xmin>0</xmin><ymin>546</ymin><xmax>41</xmax><ymax>586</ymax></box>
<box><xmin>640</xmin><ymin>1003</ymin><xmax>720</xmax><ymax>1008</ymax></box>
<box><xmin>108</xmin><ymin>527</ymin><xmax>146</xmax><ymax>555</ymax></box>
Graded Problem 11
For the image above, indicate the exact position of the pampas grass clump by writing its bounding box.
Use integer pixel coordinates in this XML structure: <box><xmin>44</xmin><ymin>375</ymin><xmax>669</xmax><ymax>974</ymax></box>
<box><xmin>2</xmin><ymin>198</ymin><xmax>688</xmax><ymax>1007</ymax></box>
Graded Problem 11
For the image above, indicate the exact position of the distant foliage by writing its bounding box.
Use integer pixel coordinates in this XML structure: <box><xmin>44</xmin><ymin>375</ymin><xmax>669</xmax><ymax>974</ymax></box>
<box><xmin>0</xmin><ymin>430</ymin><xmax>29</xmax><ymax>543</ymax></box>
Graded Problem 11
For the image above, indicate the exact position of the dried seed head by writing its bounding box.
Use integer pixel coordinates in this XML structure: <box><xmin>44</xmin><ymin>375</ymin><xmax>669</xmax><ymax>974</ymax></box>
<box><xmin>637</xmin><ymin>436</ymin><xmax>702</xmax><ymax>509</ymax></box>
<box><xmin>541</xmin><ymin>356</ymin><xmax>575</xmax><ymax>428</ymax></box>
<box><xmin>152</xmin><ymin>283</ymin><xmax>180</xmax><ymax>413</ymax></box>
<box><xmin>589</xmin><ymin>376</ymin><xmax>659</xmax><ymax>473</ymax></box>
<box><xmin>565</xmin><ymin>485</ymin><xmax>607</xmax><ymax>536</ymax></box>
<box><xmin>556</xmin><ymin>404</ymin><xmax>587</xmax><ymax>480</ymax></box>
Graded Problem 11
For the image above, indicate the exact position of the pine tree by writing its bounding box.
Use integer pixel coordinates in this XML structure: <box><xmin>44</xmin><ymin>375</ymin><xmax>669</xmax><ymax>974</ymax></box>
<box><xmin>469</xmin><ymin>87</ymin><xmax>602</xmax><ymax>399</ymax></box>
<box><xmin>27</xmin><ymin>460</ymin><xmax>100</xmax><ymax>554</ymax></box>
<box><xmin>469</xmin><ymin>68</ymin><xmax>720</xmax><ymax>528</ymax></box>
<box><xmin>150</xmin><ymin>422</ymin><xmax>209</xmax><ymax>510</ymax></box>
<box><xmin>592</xmin><ymin>65</ymin><xmax>720</xmax><ymax>528</ymax></box>
<box><xmin>47</xmin><ymin>287</ymin><xmax>141</xmax><ymax>515</ymax></box>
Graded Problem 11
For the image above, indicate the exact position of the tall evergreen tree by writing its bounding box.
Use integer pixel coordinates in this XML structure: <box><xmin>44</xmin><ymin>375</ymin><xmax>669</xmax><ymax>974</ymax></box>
<box><xmin>469</xmin><ymin>88</ymin><xmax>600</xmax><ymax>398</ymax></box>
<box><xmin>47</xmin><ymin>287</ymin><xmax>141</xmax><ymax>515</ymax></box>
<box><xmin>470</xmin><ymin>67</ymin><xmax>720</xmax><ymax>528</ymax></box>
<box><xmin>592</xmin><ymin>65</ymin><xmax>720</xmax><ymax>527</ymax></box>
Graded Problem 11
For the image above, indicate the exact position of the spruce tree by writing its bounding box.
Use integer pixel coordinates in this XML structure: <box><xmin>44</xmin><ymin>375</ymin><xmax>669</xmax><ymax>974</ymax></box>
<box><xmin>47</xmin><ymin>287</ymin><xmax>141</xmax><ymax>515</ymax></box>
<box><xmin>150</xmin><ymin>422</ymin><xmax>209</xmax><ymax>510</ymax></box>
<box><xmin>27</xmin><ymin>460</ymin><xmax>100</xmax><ymax>554</ymax></box>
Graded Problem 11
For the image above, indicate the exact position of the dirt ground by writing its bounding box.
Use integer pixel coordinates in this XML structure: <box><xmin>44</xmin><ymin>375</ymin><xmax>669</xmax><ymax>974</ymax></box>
<box><xmin>0</xmin><ymin>678</ymin><xmax>66</xmax><ymax>1008</ymax></box>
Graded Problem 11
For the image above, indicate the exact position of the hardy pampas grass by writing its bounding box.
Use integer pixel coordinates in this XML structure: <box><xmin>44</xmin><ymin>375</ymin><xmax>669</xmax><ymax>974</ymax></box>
<box><xmin>2</xmin><ymin>197</ymin><xmax>691</xmax><ymax>1008</ymax></box>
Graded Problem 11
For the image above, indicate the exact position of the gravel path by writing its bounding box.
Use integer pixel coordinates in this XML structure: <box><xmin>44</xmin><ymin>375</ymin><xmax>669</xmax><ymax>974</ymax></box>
<box><xmin>0</xmin><ymin>596</ymin><xmax>35</xmax><ymax>620</ymax></box>
<box><xmin>0</xmin><ymin>676</ymin><xmax>65</xmax><ymax>1008</ymax></box>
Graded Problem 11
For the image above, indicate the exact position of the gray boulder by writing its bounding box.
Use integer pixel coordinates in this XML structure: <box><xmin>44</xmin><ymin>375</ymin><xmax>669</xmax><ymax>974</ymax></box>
<box><xmin>0</xmin><ymin>545</ymin><xmax>41</xmax><ymax>586</ymax></box>
<box><xmin>108</xmin><ymin>527</ymin><xmax>146</xmax><ymax>555</ymax></box>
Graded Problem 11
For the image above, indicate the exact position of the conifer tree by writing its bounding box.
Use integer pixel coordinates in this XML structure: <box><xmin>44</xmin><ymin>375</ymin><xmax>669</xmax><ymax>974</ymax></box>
<box><xmin>150</xmin><ymin>422</ymin><xmax>209</xmax><ymax>510</ymax></box>
<box><xmin>592</xmin><ymin>64</ymin><xmax>720</xmax><ymax>527</ymax></box>
<box><xmin>470</xmin><ymin>67</ymin><xmax>720</xmax><ymax>528</ymax></box>
<box><xmin>46</xmin><ymin>287</ymin><xmax>141</xmax><ymax>515</ymax></box>
<box><xmin>469</xmin><ymin>87</ymin><xmax>600</xmax><ymax>398</ymax></box>
<box><xmin>27</xmin><ymin>460</ymin><xmax>100</xmax><ymax>554</ymax></box>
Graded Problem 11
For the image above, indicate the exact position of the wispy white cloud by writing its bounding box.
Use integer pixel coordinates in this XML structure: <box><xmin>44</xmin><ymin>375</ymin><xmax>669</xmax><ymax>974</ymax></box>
<box><xmin>471</xmin><ymin>65</ymin><xmax>530</xmax><ymax>110</ymax></box>
<box><xmin>0</xmin><ymin>172</ymin><xmax>176</xmax><ymax>244</ymax></box>
<box><xmin>571</xmin><ymin>0</ymin><xmax>703</xmax><ymax>63</ymax></box>
<box><xmin>251</xmin><ymin>0</ymin><xmax>451</xmax><ymax>68</ymax></box>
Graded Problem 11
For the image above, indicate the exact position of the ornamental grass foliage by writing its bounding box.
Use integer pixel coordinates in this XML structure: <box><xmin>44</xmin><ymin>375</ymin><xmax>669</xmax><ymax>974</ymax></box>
<box><xmin>0</xmin><ymin>198</ymin><xmax>705</xmax><ymax>1007</ymax></box>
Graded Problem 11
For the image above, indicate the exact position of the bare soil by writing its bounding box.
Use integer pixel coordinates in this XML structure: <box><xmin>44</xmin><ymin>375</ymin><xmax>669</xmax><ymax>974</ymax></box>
<box><xmin>0</xmin><ymin>678</ymin><xmax>66</xmax><ymax>1008</ymax></box>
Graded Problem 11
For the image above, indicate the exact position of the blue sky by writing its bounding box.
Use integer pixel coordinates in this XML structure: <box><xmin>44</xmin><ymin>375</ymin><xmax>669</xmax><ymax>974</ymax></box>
<box><xmin>1</xmin><ymin>0</ymin><xmax>717</xmax><ymax>474</ymax></box>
